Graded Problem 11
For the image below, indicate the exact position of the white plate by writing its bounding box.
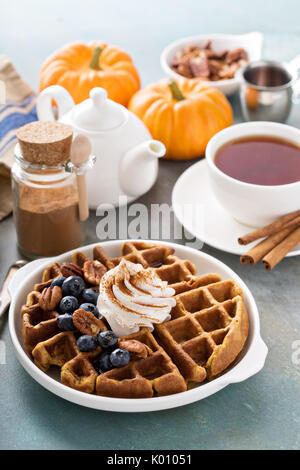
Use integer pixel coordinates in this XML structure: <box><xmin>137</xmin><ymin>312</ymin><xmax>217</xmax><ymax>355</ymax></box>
<box><xmin>160</xmin><ymin>32</ymin><xmax>263</xmax><ymax>96</ymax></box>
<box><xmin>172</xmin><ymin>160</ymin><xmax>300</xmax><ymax>257</ymax></box>
<box><xmin>9</xmin><ymin>240</ymin><xmax>268</xmax><ymax>412</ymax></box>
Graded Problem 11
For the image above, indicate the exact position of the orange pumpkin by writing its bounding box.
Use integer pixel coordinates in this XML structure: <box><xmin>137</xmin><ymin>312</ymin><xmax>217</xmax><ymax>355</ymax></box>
<box><xmin>39</xmin><ymin>41</ymin><xmax>141</xmax><ymax>106</ymax></box>
<box><xmin>128</xmin><ymin>78</ymin><xmax>233</xmax><ymax>160</ymax></box>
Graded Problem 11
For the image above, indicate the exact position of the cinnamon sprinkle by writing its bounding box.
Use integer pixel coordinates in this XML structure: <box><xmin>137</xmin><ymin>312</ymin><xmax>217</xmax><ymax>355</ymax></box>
<box><xmin>99</xmin><ymin>261</ymin><xmax>174</xmax><ymax>319</ymax></box>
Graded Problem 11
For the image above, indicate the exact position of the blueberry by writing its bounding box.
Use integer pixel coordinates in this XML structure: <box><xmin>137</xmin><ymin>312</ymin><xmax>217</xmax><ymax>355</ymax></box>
<box><xmin>77</xmin><ymin>335</ymin><xmax>99</xmax><ymax>352</ymax></box>
<box><xmin>81</xmin><ymin>288</ymin><xmax>99</xmax><ymax>305</ymax></box>
<box><xmin>57</xmin><ymin>314</ymin><xmax>76</xmax><ymax>331</ymax></box>
<box><xmin>80</xmin><ymin>303</ymin><xmax>99</xmax><ymax>318</ymax></box>
<box><xmin>110</xmin><ymin>348</ymin><xmax>130</xmax><ymax>368</ymax></box>
<box><xmin>51</xmin><ymin>276</ymin><xmax>66</xmax><ymax>288</ymax></box>
<box><xmin>98</xmin><ymin>330</ymin><xmax>118</xmax><ymax>349</ymax></box>
<box><xmin>62</xmin><ymin>276</ymin><xmax>85</xmax><ymax>298</ymax></box>
<box><xmin>59</xmin><ymin>296</ymin><xmax>79</xmax><ymax>314</ymax></box>
<box><xmin>94</xmin><ymin>352</ymin><xmax>113</xmax><ymax>373</ymax></box>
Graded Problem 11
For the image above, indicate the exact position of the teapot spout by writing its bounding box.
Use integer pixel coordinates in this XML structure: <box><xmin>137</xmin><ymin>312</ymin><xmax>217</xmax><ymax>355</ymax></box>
<box><xmin>119</xmin><ymin>140</ymin><xmax>166</xmax><ymax>197</ymax></box>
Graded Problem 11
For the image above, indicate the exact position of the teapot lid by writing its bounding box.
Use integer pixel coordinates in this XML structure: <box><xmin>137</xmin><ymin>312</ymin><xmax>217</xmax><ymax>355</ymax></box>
<box><xmin>72</xmin><ymin>88</ymin><xmax>126</xmax><ymax>132</ymax></box>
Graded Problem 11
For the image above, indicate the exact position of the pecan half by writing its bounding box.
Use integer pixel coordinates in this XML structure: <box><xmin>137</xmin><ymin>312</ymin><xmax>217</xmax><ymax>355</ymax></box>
<box><xmin>225</xmin><ymin>47</ymin><xmax>247</xmax><ymax>64</ymax></box>
<box><xmin>83</xmin><ymin>260</ymin><xmax>107</xmax><ymax>285</ymax></box>
<box><xmin>190</xmin><ymin>56</ymin><xmax>210</xmax><ymax>78</ymax></box>
<box><xmin>72</xmin><ymin>251</ymin><xmax>90</xmax><ymax>268</ymax></box>
<box><xmin>118</xmin><ymin>339</ymin><xmax>153</xmax><ymax>359</ymax></box>
<box><xmin>34</xmin><ymin>279</ymin><xmax>53</xmax><ymax>292</ymax></box>
<box><xmin>61</xmin><ymin>262</ymin><xmax>83</xmax><ymax>278</ymax></box>
<box><xmin>73</xmin><ymin>309</ymin><xmax>107</xmax><ymax>337</ymax></box>
<box><xmin>42</xmin><ymin>262</ymin><xmax>62</xmax><ymax>282</ymax></box>
<box><xmin>39</xmin><ymin>286</ymin><xmax>62</xmax><ymax>311</ymax></box>
<box><xmin>26</xmin><ymin>291</ymin><xmax>41</xmax><ymax>307</ymax></box>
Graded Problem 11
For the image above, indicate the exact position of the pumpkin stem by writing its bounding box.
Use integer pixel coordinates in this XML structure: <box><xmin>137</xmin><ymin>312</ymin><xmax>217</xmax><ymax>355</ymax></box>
<box><xmin>90</xmin><ymin>47</ymin><xmax>103</xmax><ymax>70</ymax></box>
<box><xmin>168</xmin><ymin>79</ymin><xmax>185</xmax><ymax>101</ymax></box>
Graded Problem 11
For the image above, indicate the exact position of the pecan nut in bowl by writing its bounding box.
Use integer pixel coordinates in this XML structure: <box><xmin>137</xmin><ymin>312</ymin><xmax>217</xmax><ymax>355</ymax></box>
<box><xmin>60</xmin><ymin>262</ymin><xmax>83</xmax><ymax>278</ymax></box>
<box><xmin>72</xmin><ymin>250</ymin><xmax>90</xmax><ymax>268</ymax></box>
<box><xmin>118</xmin><ymin>339</ymin><xmax>153</xmax><ymax>359</ymax></box>
<box><xmin>42</xmin><ymin>262</ymin><xmax>62</xmax><ymax>282</ymax></box>
<box><xmin>170</xmin><ymin>42</ymin><xmax>248</xmax><ymax>81</ymax></box>
<box><xmin>38</xmin><ymin>286</ymin><xmax>62</xmax><ymax>311</ymax></box>
<box><xmin>83</xmin><ymin>260</ymin><xmax>107</xmax><ymax>285</ymax></box>
<box><xmin>26</xmin><ymin>291</ymin><xmax>41</xmax><ymax>307</ymax></box>
<box><xmin>72</xmin><ymin>309</ymin><xmax>107</xmax><ymax>337</ymax></box>
<box><xmin>34</xmin><ymin>279</ymin><xmax>53</xmax><ymax>292</ymax></box>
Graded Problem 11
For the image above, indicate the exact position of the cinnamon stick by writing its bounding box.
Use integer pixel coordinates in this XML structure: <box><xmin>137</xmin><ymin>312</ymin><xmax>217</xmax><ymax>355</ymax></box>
<box><xmin>240</xmin><ymin>225</ymin><xmax>297</xmax><ymax>265</ymax></box>
<box><xmin>238</xmin><ymin>209</ymin><xmax>300</xmax><ymax>245</ymax></box>
<box><xmin>262</xmin><ymin>226</ymin><xmax>300</xmax><ymax>270</ymax></box>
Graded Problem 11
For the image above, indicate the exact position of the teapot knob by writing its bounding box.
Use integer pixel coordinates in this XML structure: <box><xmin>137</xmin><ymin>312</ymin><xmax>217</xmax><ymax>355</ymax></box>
<box><xmin>90</xmin><ymin>88</ymin><xmax>107</xmax><ymax>109</ymax></box>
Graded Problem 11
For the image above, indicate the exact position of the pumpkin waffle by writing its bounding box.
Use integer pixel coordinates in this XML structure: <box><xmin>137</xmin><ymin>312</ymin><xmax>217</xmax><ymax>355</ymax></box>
<box><xmin>92</xmin><ymin>241</ymin><xmax>198</xmax><ymax>294</ymax></box>
<box><xmin>155</xmin><ymin>280</ymin><xmax>249</xmax><ymax>382</ymax></box>
<box><xmin>21</xmin><ymin>256</ymin><xmax>108</xmax><ymax>356</ymax></box>
<box><xmin>21</xmin><ymin>241</ymin><xmax>249</xmax><ymax>398</ymax></box>
<box><xmin>96</xmin><ymin>328</ymin><xmax>187</xmax><ymax>398</ymax></box>
<box><xmin>22</xmin><ymin>240</ymin><xmax>196</xmax><ymax>356</ymax></box>
<box><xmin>32</xmin><ymin>330</ymin><xmax>103</xmax><ymax>393</ymax></box>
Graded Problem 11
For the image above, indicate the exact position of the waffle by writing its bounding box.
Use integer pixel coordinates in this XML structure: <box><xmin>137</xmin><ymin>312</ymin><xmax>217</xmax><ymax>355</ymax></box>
<box><xmin>155</xmin><ymin>280</ymin><xmax>249</xmax><ymax>382</ymax></box>
<box><xmin>96</xmin><ymin>328</ymin><xmax>187</xmax><ymax>398</ymax></box>
<box><xmin>93</xmin><ymin>241</ymin><xmax>198</xmax><ymax>294</ymax></box>
<box><xmin>22</xmin><ymin>303</ymin><xmax>60</xmax><ymax>354</ymax></box>
<box><xmin>21</xmin><ymin>241</ymin><xmax>249</xmax><ymax>398</ymax></box>
<box><xmin>32</xmin><ymin>331</ymin><xmax>102</xmax><ymax>393</ymax></box>
<box><xmin>22</xmin><ymin>241</ymin><xmax>196</xmax><ymax>357</ymax></box>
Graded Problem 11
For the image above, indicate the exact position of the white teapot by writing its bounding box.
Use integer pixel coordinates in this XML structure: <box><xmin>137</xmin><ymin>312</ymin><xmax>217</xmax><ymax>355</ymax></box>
<box><xmin>37</xmin><ymin>86</ymin><xmax>165</xmax><ymax>207</ymax></box>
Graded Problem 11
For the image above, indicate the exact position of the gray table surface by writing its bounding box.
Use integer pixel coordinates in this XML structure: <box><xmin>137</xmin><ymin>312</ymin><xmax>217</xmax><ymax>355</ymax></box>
<box><xmin>0</xmin><ymin>0</ymin><xmax>299</xmax><ymax>451</ymax></box>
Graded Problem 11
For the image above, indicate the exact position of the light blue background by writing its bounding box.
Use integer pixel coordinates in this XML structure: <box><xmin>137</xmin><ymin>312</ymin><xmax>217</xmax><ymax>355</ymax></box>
<box><xmin>2</xmin><ymin>0</ymin><xmax>300</xmax><ymax>91</ymax></box>
<box><xmin>0</xmin><ymin>0</ymin><xmax>299</xmax><ymax>450</ymax></box>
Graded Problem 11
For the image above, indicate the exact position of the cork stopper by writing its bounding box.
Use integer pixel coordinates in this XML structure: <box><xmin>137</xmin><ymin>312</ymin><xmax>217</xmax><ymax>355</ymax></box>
<box><xmin>16</xmin><ymin>121</ymin><xmax>73</xmax><ymax>165</ymax></box>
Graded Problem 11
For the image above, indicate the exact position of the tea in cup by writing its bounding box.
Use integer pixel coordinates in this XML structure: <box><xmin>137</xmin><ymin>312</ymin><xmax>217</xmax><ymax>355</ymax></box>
<box><xmin>206</xmin><ymin>122</ymin><xmax>300</xmax><ymax>227</ymax></box>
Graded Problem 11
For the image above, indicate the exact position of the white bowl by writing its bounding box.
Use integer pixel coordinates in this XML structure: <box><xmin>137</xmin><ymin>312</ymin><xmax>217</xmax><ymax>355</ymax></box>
<box><xmin>9</xmin><ymin>240</ymin><xmax>267</xmax><ymax>412</ymax></box>
<box><xmin>160</xmin><ymin>32</ymin><xmax>263</xmax><ymax>96</ymax></box>
<box><xmin>206</xmin><ymin>121</ymin><xmax>300</xmax><ymax>227</ymax></box>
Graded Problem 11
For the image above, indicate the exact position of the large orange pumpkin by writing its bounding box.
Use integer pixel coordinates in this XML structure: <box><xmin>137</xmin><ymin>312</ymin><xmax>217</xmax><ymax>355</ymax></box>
<box><xmin>39</xmin><ymin>41</ymin><xmax>141</xmax><ymax>106</ymax></box>
<box><xmin>128</xmin><ymin>78</ymin><xmax>233</xmax><ymax>160</ymax></box>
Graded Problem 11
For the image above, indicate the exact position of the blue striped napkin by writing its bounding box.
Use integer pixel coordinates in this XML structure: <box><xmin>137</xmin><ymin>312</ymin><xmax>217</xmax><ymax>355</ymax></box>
<box><xmin>0</xmin><ymin>94</ymin><xmax>37</xmax><ymax>159</ymax></box>
<box><xmin>0</xmin><ymin>55</ymin><xmax>38</xmax><ymax>220</ymax></box>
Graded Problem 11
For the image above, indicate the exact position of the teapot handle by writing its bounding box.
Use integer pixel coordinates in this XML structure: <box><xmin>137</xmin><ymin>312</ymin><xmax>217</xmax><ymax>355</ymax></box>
<box><xmin>36</xmin><ymin>85</ymin><xmax>75</xmax><ymax>121</ymax></box>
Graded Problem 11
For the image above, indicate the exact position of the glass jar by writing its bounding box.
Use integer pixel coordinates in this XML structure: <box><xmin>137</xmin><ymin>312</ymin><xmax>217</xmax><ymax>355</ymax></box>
<box><xmin>12</xmin><ymin>143</ymin><xmax>90</xmax><ymax>259</ymax></box>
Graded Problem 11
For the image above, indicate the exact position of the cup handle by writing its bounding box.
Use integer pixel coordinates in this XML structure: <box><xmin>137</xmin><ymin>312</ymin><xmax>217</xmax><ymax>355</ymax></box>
<box><xmin>288</xmin><ymin>55</ymin><xmax>300</xmax><ymax>104</ymax></box>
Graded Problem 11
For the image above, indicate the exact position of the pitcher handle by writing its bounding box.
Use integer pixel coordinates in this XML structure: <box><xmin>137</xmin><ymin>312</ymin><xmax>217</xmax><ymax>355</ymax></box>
<box><xmin>36</xmin><ymin>85</ymin><xmax>75</xmax><ymax>121</ymax></box>
<box><xmin>288</xmin><ymin>55</ymin><xmax>300</xmax><ymax>104</ymax></box>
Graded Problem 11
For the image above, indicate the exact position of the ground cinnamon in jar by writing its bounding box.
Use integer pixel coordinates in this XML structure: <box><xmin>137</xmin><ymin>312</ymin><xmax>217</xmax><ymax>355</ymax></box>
<box><xmin>12</xmin><ymin>122</ymin><xmax>84</xmax><ymax>258</ymax></box>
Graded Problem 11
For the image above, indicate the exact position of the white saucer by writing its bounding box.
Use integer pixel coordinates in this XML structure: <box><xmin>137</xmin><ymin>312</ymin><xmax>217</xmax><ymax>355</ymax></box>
<box><xmin>172</xmin><ymin>159</ymin><xmax>300</xmax><ymax>257</ymax></box>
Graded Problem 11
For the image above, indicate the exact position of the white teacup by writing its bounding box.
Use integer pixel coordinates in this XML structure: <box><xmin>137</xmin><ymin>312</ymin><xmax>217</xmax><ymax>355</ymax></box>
<box><xmin>206</xmin><ymin>122</ymin><xmax>300</xmax><ymax>227</ymax></box>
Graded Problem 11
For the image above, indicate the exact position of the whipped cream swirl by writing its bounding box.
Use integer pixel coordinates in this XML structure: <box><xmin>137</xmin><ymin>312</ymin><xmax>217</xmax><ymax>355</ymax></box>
<box><xmin>97</xmin><ymin>259</ymin><xmax>176</xmax><ymax>337</ymax></box>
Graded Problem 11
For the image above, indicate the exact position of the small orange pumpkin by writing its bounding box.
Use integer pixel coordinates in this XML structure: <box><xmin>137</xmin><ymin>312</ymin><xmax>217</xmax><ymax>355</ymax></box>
<box><xmin>39</xmin><ymin>41</ymin><xmax>141</xmax><ymax>106</ymax></box>
<box><xmin>128</xmin><ymin>78</ymin><xmax>233</xmax><ymax>160</ymax></box>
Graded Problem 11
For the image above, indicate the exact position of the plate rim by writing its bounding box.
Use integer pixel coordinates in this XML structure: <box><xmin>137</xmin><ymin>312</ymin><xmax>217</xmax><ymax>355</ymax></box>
<box><xmin>172</xmin><ymin>159</ymin><xmax>300</xmax><ymax>257</ymax></box>
<box><xmin>9</xmin><ymin>239</ymin><xmax>267</xmax><ymax>412</ymax></box>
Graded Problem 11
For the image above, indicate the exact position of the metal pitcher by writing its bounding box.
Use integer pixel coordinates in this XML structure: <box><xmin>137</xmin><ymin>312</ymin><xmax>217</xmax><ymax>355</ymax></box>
<box><xmin>237</xmin><ymin>56</ymin><xmax>300</xmax><ymax>122</ymax></box>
